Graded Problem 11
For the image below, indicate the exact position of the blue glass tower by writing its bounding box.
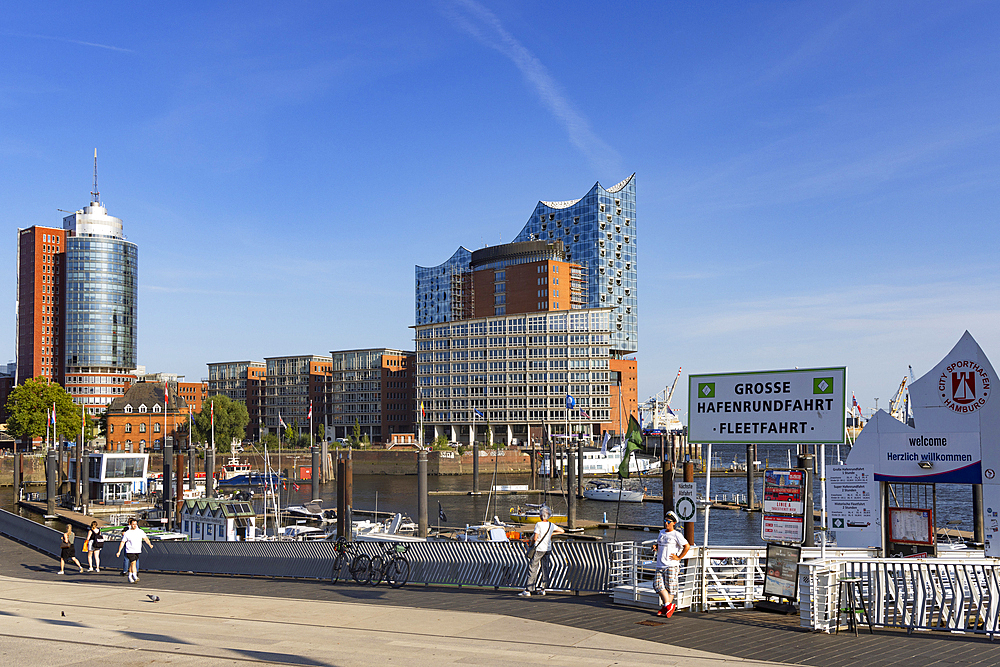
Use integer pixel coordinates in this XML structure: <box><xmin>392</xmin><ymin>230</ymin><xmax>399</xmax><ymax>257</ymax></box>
<box><xmin>415</xmin><ymin>174</ymin><xmax>637</xmax><ymax>353</ymax></box>
<box><xmin>61</xmin><ymin>165</ymin><xmax>138</xmax><ymax>416</ymax></box>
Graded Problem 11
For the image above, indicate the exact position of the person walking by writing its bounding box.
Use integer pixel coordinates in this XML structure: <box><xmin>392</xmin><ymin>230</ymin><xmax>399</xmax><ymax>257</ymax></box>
<box><xmin>59</xmin><ymin>526</ymin><xmax>84</xmax><ymax>574</ymax></box>
<box><xmin>653</xmin><ymin>511</ymin><xmax>690</xmax><ymax>618</ymax></box>
<box><xmin>85</xmin><ymin>521</ymin><xmax>104</xmax><ymax>572</ymax></box>
<box><xmin>519</xmin><ymin>506</ymin><xmax>564</xmax><ymax>597</ymax></box>
<box><xmin>115</xmin><ymin>518</ymin><xmax>152</xmax><ymax>583</ymax></box>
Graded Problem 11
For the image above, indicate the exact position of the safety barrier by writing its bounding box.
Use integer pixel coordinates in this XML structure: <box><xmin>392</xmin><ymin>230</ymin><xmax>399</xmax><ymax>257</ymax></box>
<box><xmin>0</xmin><ymin>509</ymin><xmax>611</xmax><ymax>592</ymax></box>
<box><xmin>610</xmin><ymin>542</ymin><xmax>875</xmax><ymax>612</ymax></box>
<box><xmin>800</xmin><ymin>556</ymin><xmax>1000</xmax><ymax>637</ymax></box>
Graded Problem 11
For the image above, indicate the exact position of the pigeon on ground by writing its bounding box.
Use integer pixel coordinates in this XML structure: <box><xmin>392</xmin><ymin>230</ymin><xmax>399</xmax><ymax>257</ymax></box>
<box><xmin>147</xmin><ymin>595</ymin><xmax>160</xmax><ymax>602</ymax></box>
<box><xmin>61</xmin><ymin>611</ymin><xmax>65</xmax><ymax>617</ymax></box>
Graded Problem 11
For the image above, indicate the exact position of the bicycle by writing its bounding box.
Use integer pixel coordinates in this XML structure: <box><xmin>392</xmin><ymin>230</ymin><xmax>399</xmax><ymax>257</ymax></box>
<box><xmin>330</xmin><ymin>538</ymin><xmax>373</xmax><ymax>585</ymax></box>
<box><xmin>365</xmin><ymin>541</ymin><xmax>411</xmax><ymax>588</ymax></box>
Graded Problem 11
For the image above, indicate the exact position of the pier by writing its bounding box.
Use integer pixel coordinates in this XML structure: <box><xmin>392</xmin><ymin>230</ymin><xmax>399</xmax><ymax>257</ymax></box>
<box><xmin>1</xmin><ymin>535</ymin><xmax>998</xmax><ymax>667</ymax></box>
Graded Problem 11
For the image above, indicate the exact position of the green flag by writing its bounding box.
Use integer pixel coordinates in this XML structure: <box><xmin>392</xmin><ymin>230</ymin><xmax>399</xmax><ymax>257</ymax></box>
<box><xmin>617</xmin><ymin>415</ymin><xmax>643</xmax><ymax>479</ymax></box>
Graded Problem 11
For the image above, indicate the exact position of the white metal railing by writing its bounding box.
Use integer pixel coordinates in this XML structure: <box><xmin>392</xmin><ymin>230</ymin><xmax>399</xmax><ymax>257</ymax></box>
<box><xmin>610</xmin><ymin>543</ymin><xmax>875</xmax><ymax>612</ymax></box>
<box><xmin>800</xmin><ymin>557</ymin><xmax>1000</xmax><ymax>637</ymax></box>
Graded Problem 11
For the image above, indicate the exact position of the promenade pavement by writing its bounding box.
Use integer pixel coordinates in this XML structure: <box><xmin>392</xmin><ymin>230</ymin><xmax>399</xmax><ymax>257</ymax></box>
<box><xmin>2</xmin><ymin>536</ymin><xmax>999</xmax><ymax>667</ymax></box>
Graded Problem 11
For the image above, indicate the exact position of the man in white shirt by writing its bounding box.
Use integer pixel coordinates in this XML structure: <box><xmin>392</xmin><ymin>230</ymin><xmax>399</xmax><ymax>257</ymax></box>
<box><xmin>116</xmin><ymin>519</ymin><xmax>152</xmax><ymax>584</ymax></box>
<box><xmin>519</xmin><ymin>506</ymin><xmax>564</xmax><ymax>597</ymax></box>
<box><xmin>653</xmin><ymin>511</ymin><xmax>689</xmax><ymax>617</ymax></box>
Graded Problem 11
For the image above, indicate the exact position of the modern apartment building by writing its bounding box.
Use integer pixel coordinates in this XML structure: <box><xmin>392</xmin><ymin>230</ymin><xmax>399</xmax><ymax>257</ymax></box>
<box><xmin>263</xmin><ymin>355</ymin><xmax>331</xmax><ymax>438</ymax></box>
<box><xmin>416</xmin><ymin>174</ymin><xmax>637</xmax><ymax>354</ymax></box>
<box><xmin>16</xmin><ymin>154</ymin><xmax>139</xmax><ymax>417</ymax></box>
<box><xmin>207</xmin><ymin>361</ymin><xmax>266</xmax><ymax>439</ymax></box>
<box><xmin>414</xmin><ymin>309</ymin><xmax>623</xmax><ymax>445</ymax></box>
<box><xmin>328</xmin><ymin>348</ymin><xmax>416</xmax><ymax>443</ymax></box>
<box><xmin>413</xmin><ymin>176</ymin><xmax>639</xmax><ymax>442</ymax></box>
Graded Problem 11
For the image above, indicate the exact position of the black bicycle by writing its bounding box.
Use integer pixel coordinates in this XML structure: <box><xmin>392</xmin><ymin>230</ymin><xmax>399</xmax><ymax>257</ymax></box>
<box><xmin>330</xmin><ymin>538</ymin><xmax>372</xmax><ymax>585</ymax></box>
<box><xmin>365</xmin><ymin>541</ymin><xmax>411</xmax><ymax>588</ymax></box>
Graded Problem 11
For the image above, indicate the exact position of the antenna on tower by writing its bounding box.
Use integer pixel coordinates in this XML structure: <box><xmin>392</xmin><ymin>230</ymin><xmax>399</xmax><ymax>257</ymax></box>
<box><xmin>91</xmin><ymin>148</ymin><xmax>100</xmax><ymax>204</ymax></box>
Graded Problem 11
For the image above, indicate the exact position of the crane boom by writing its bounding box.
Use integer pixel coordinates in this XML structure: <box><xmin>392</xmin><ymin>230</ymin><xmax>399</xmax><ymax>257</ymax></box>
<box><xmin>664</xmin><ymin>366</ymin><xmax>682</xmax><ymax>405</ymax></box>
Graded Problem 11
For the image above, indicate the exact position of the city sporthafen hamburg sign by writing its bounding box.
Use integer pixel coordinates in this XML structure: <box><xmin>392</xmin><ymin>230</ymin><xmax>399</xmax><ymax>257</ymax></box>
<box><xmin>688</xmin><ymin>367</ymin><xmax>846</xmax><ymax>444</ymax></box>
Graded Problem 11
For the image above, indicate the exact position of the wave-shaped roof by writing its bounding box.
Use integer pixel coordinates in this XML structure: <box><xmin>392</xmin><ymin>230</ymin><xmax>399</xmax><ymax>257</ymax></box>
<box><xmin>538</xmin><ymin>173</ymin><xmax>635</xmax><ymax>209</ymax></box>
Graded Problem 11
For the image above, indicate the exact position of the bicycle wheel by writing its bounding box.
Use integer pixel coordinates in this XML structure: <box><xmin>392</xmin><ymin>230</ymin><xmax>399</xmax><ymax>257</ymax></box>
<box><xmin>331</xmin><ymin>553</ymin><xmax>346</xmax><ymax>584</ymax></box>
<box><xmin>350</xmin><ymin>554</ymin><xmax>370</xmax><ymax>584</ymax></box>
<box><xmin>386</xmin><ymin>558</ymin><xmax>410</xmax><ymax>589</ymax></box>
<box><xmin>368</xmin><ymin>555</ymin><xmax>385</xmax><ymax>586</ymax></box>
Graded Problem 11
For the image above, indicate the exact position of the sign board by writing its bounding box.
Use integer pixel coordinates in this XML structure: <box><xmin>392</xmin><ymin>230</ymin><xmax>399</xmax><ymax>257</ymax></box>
<box><xmin>674</xmin><ymin>482</ymin><xmax>696</xmax><ymax>523</ymax></box>
<box><xmin>688</xmin><ymin>367</ymin><xmax>846</xmax><ymax>443</ymax></box>
<box><xmin>827</xmin><ymin>465</ymin><xmax>876</xmax><ymax>531</ymax></box>
<box><xmin>875</xmin><ymin>431</ymin><xmax>981</xmax><ymax>484</ymax></box>
<box><xmin>762</xmin><ymin>543</ymin><xmax>801</xmax><ymax>600</ymax></box>
<box><xmin>763</xmin><ymin>469</ymin><xmax>806</xmax><ymax>514</ymax></box>
<box><xmin>762</xmin><ymin>514</ymin><xmax>804</xmax><ymax>543</ymax></box>
<box><xmin>888</xmin><ymin>507</ymin><xmax>933</xmax><ymax>545</ymax></box>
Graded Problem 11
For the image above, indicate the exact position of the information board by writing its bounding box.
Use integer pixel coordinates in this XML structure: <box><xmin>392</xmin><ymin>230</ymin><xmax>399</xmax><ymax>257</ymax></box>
<box><xmin>763</xmin><ymin>469</ymin><xmax>806</xmax><ymax>514</ymax></box>
<box><xmin>762</xmin><ymin>515</ymin><xmax>804</xmax><ymax>543</ymax></box>
<box><xmin>674</xmin><ymin>482</ymin><xmax>696</xmax><ymax>523</ymax></box>
<box><xmin>688</xmin><ymin>367</ymin><xmax>846</xmax><ymax>444</ymax></box>
<box><xmin>888</xmin><ymin>507</ymin><xmax>933</xmax><ymax>545</ymax></box>
<box><xmin>763</xmin><ymin>543</ymin><xmax>801</xmax><ymax>601</ymax></box>
<box><xmin>827</xmin><ymin>465</ymin><xmax>876</xmax><ymax>531</ymax></box>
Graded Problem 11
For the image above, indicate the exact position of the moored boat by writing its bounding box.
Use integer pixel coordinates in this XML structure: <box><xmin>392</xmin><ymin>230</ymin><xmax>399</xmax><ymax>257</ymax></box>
<box><xmin>583</xmin><ymin>480</ymin><xmax>644</xmax><ymax>502</ymax></box>
<box><xmin>509</xmin><ymin>503</ymin><xmax>568</xmax><ymax>524</ymax></box>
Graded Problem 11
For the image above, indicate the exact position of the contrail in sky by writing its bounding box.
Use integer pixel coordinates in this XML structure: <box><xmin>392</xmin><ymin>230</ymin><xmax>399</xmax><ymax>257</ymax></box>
<box><xmin>6</xmin><ymin>32</ymin><xmax>132</xmax><ymax>53</ymax></box>
<box><xmin>441</xmin><ymin>0</ymin><xmax>619</xmax><ymax>171</ymax></box>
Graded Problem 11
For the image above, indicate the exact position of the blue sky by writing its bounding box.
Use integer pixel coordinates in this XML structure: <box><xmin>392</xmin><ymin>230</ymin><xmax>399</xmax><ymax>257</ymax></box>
<box><xmin>2</xmin><ymin>2</ymin><xmax>998</xmax><ymax>420</ymax></box>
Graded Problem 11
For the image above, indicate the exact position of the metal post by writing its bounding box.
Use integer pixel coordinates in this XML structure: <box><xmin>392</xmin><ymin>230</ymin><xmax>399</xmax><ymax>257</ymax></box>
<box><xmin>74</xmin><ymin>432</ymin><xmax>82</xmax><ymax>509</ymax></box>
<box><xmin>530</xmin><ymin>442</ymin><xmax>536</xmax><ymax>490</ymax></box>
<box><xmin>684</xmin><ymin>459</ymin><xmax>695</xmax><ymax>545</ymax></box>
<box><xmin>336</xmin><ymin>456</ymin><xmax>346</xmax><ymax>540</ymax></box>
<box><xmin>662</xmin><ymin>435</ymin><xmax>674</xmax><ymax>519</ymax></box>
<box><xmin>187</xmin><ymin>441</ymin><xmax>196</xmax><ymax>500</ymax></box>
<box><xmin>745</xmin><ymin>443</ymin><xmax>756</xmax><ymax>509</ymax></box>
<box><xmin>163</xmin><ymin>441</ymin><xmax>173</xmax><ymax>528</ymax></box>
<box><xmin>417</xmin><ymin>450</ymin><xmax>428</xmax><ymax>537</ymax></box>
<box><xmin>797</xmin><ymin>453</ymin><xmax>815</xmax><ymax>546</ymax></box>
<box><xmin>577</xmin><ymin>438</ymin><xmax>584</xmax><ymax>498</ymax></box>
<box><xmin>81</xmin><ymin>449</ymin><xmax>89</xmax><ymax>509</ymax></box>
<box><xmin>46</xmin><ymin>449</ymin><xmax>56</xmax><ymax>517</ymax></box>
<box><xmin>13</xmin><ymin>452</ymin><xmax>21</xmax><ymax>507</ymax></box>
<box><xmin>205</xmin><ymin>446</ymin><xmax>215</xmax><ymax>499</ymax></box>
<box><xmin>974</xmin><ymin>484</ymin><xmax>985</xmax><ymax>544</ymax></box>
<box><xmin>567</xmin><ymin>445</ymin><xmax>576</xmax><ymax>529</ymax></box>
<box><xmin>472</xmin><ymin>438</ymin><xmax>480</xmax><ymax>495</ymax></box>
<box><xmin>175</xmin><ymin>443</ymin><xmax>184</xmax><ymax>524</ymax></box>
<box><xmin>345</xmin><ymin>449</ymin><xmax>353</xmax><ymax>536</ymax></box>
<box><xmin>310</xmin><ymin>445</ymin><xmax>319</xmax><ymax>500</ymax></box>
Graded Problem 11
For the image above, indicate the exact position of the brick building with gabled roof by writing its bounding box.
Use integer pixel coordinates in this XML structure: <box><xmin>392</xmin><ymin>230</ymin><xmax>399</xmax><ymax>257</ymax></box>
<box><xmin>105</xmin><ymin>381</ymin><xmax>189</xmax><ymax>453</ymax></box>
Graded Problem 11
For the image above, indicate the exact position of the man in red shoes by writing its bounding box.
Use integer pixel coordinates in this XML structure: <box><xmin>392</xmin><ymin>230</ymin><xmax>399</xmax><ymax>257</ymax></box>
<box><xmin>653</xmin><ymin>511</ymin><xmax>689</xmax><ymax>618</ymax></box>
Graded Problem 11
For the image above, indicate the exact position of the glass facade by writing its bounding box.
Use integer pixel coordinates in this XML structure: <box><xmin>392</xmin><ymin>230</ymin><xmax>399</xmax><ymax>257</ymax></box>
<box><xmin>414</xmin><ymin>309</ymin><xmax>613</xmax><ymax>443</ymax></box>
<box><xmin>415</xmin><ymin>247</ymin><xmax>472</xmax><ymax>326</ymax></box>
<box><xmin>414</xmin><ymin>175</ymin><xmax>637</xmax><ymax>353</ymax></box>
<box><xmin>63</xmin><ymin>236</ymin><xmax>138</xmax><ymax>369</ymax></box>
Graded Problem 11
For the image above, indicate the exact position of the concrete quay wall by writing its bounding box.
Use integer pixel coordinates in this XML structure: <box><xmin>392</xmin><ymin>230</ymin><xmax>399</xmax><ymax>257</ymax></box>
<box><xmin>0</xmin><ymin>448</ymin><xmax>534</xmax><ymax>484</ymax></box>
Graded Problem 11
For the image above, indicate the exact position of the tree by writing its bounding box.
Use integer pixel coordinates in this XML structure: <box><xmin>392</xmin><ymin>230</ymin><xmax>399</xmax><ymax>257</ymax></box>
<box><xmin>351</xmin><ymin>417</ymin><xmax>361</xmax><ymax>447</ymax></box>
<box><xmin>6</xmin><ymin>376</ymin><xmax>82</xmax><ymax>448</ymax></box>
<box><xmin>193</xmin><ymin>394</ymin><xmax>249</xmax><ymax>453</ymax></box>
<box><xmin>316</xmin><ymin>423</ymin><xmax>325</xmax><ymax>444</ymax></box>
<box><xmin>261</xmin><ymin>432</ymin><xmax>279</xmax><ymax>450</ymax></box>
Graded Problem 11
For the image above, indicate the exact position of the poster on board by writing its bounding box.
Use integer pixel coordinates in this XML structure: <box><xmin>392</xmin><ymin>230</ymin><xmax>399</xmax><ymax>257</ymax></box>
<box><xmin>888</xmin><ymin>507</ymin><xmax>933</xmax><ymax>545</ymax></box>
<box><xmin>827</xmin><ymin>465</ymin><xmax>876</xmax><ymax>531</ymax></box>
<box><xmin>763</xmin><ymin>543</ymin><xmax>801</xmax><ymax>601</ymax></box>
<box><xmin>763</xmin><ymin>469</ymin><xmax>806</xmax><ymax>514</ymax></box>
<box><xmin>762</xmin><ymin>514</ymin><xmax>804</xmax><ymax>543</ymax></box>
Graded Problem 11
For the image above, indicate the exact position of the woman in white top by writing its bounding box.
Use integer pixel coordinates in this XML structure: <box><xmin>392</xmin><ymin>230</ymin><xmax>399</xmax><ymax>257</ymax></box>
<box><xmin>519</xmin><ymin>506</ymin><xmax>565</xmax><ymax>597</ymax></box>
